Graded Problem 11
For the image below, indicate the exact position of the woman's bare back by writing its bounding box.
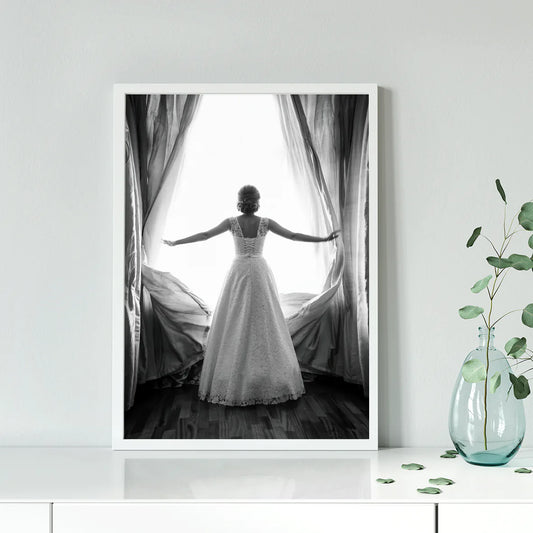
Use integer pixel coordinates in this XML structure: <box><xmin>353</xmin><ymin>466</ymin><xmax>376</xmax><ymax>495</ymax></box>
<box><xmin>235</xmin><ymin>214</ymin><xmax>262</xmax><ymax>238</ymax></box>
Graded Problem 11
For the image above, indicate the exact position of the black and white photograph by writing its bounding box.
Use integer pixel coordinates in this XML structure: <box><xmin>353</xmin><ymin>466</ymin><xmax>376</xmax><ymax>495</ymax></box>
<box><xmin>114</xmin><ymin>85</ymin><xmax>377</xmax><ymax>449</ymax></box>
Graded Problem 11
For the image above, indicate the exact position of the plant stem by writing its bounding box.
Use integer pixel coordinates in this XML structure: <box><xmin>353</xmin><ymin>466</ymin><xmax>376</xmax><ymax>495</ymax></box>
<box><xmin>481</xmin><ymin>235</ymin><xmax>500</xmax><ymax>256</ymax></box>
<box><xmin>475</xmin><ymin>197</ymin><xmax>526</xmax><ymax>452</ymax></box>
<box><xmin>510</xmin><ymin>358</ymin><xmax>533</xmax><ymax>367</ymax></box>
<box><xmin>483</xmin><ymin>333</ymin><xmax>490</xmax><ymax>450</ymax></box>
<box><xmin>490</xmin><ymin>357</ymin><xmax>530</xmax><ymax>366</ymax></box>
<box><xmin>491</xmin><ymin>309</ymin><xmax>522</xmax><ymax>328</ymax></box>
<box><xmin>483</xmin><ymin>278</ymin><xmax>496</xmax><ymax>451</ymax></box>
<box><xmin>492</xmin><ymin>269</ymin><xmax>510</xmax><ymax>298</ymax></box>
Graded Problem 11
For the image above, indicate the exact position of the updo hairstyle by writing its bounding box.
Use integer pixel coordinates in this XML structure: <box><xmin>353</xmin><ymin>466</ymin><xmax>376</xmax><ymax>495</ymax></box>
<box><xmin>237</xmin><ymin>185</ymin><xmax>260</xmax><ymax>214</ymax></box>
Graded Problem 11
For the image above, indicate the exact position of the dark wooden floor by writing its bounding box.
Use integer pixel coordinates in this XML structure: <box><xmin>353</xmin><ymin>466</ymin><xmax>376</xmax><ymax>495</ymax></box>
<box><xmin>125</xmin><ymin>378</ymin><xmax>369</xmax><ymax>440</ymax></box>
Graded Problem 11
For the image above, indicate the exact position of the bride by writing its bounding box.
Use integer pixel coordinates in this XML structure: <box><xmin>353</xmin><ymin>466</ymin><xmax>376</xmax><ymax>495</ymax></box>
<box><xmin>163</xmin><ymin>185</ymin><xmax>339</xmax><ymax>406</ymax></box>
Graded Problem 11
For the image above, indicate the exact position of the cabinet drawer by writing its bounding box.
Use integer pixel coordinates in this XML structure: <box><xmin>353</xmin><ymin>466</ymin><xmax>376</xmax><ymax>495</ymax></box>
<box><xmin>54</xmin><ymin>503</ymin><xmax>434</xmax><ymax>533</ymax></box>
<box><xmin>440</xmin><ymin>503</ymin><xmax>533</xmax><ymax>533</ymax></box>
<box><xmin>0</xmin><ymin>503</ymin><xmax>49</xmax><ymax>533</ymax></box>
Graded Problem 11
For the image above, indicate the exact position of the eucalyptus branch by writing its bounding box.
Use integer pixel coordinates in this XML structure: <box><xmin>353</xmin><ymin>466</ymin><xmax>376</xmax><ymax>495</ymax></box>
<box><xmin>491</xmin><ymin>357</ymin><xmax>530</xmax><ymax>367</ymax></box>
<box><xmin>458</xmin><ymin>180</ymin><xmax>533</xmax><ymax>442</ymax></box>
<box><xmin>481</xmin><ymin>272</ymin><xmax>499</xmax><ymax>449</ymax></box>
<box><xmin>491</xmin><ymin>309</ymin><xmax>522</xmax><ymax>328</ymax></box>
<box><xmin>504</xmin><ymin>203</ymin><xmax>507</xmax><ymax>237</ymax></box>
<box><xmin>497</xmin><ymin>231</ymin><xmax>505</xmax><ymax>255</ymax></box>
<box><xmin>481</xmin><ymin>234</ymin><xmax>500</xmax><ymax>256</ymax></box>
<box><xmin>506</xmin><ymin>208</ymin><xmax>521</xmax><ymax>236</ymax></box>
<box><xmin>501</xmin><ymin>235</ymin><xmax>513</xmax><ymax>256</ymax></box>
<box><xmin>506</xmin><ymin>229</ymin><xmax>527</xmax><ymax>239</ymax></box>
<box><xmin>492</xmin><ymin>268</ymin><xmax>510</xmax><ymax>298</ymax></box>
<box><xmin>510</xmin><ymin>358</ymin><xmax>533</xmax><ymax>368</ymax></box>
<box><xmin>504</xmin><ymin>199</ymin><xmax>532</xmax><ymax>236</ymax></box>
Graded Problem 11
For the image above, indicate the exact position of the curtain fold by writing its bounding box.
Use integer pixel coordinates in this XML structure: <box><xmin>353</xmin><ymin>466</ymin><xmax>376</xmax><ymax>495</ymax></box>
<box><xmin>140</xmin><ymin>265</ymin><xmax>210</xmax><ymax>381</ymax></box>
<box><xmin>124</xmin><ymin>119</ymin><xmax>143</xmax><ymax>409</ymax></box>
<box><xmin>124</xmin><ymin>94</ymin><xmax>208</xmax><ymax>410</ymax></box>
<box><xmin>277</xmin><ymin>94</ymin><xmax>370</xmax><ymax>392</ymax></box>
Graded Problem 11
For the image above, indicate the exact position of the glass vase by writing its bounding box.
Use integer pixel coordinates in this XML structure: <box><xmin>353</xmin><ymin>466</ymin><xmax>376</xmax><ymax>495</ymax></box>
<box><xmin>449</xmin><ymin>326</ymin><xmax>526</xmax><ymax>466</ymax></box>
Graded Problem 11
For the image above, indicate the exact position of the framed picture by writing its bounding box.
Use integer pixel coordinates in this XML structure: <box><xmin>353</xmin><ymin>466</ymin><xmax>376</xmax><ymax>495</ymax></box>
<box><xmin>113</xmin><ymin>84</ymin><xmax>378</xmax><ymax>450</ymax></box>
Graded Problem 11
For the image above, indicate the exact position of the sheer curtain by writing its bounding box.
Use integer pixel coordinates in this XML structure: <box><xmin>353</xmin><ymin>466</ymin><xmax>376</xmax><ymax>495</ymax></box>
<box><xmin>277</xmin><ymin>94</ymin><xmax>369</xmax><ymax>392</ymax></box>
<box><xmin>124</xmin><ymin>94</ymin><xmax>209</xmax><ymax>410</ymax></box>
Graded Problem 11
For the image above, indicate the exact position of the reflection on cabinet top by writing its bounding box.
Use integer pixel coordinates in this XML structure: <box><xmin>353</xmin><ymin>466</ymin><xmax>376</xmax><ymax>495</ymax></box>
<box><xmin>0</xmin><ymin>447</ymin><xmax>532</xmax><ymax>502</ymax></box>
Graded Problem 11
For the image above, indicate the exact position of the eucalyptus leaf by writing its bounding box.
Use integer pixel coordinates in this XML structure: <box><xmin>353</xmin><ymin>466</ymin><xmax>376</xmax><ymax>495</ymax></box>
<box><xmin>489</xmin><ymin>372</ymin><xmax>502</xmax><ymax>393</ymax></box>
<box><xmin>429</xmin><ymin>477</ymin><xmax>455</xmax><ymax>485</ymax></box>
<box><xmin>445</xmin><ymin>450</ymin><xmax>458</xmax><ymax>455</ymax></box>
<box><xmin>376</xmin><ymin>478</ymin><xmax>395</xmax><ymax>484</ymax></box>
<box><xmin>509</xmin><ymin>373</ymin><xmax>531</xmax><ymax>400</ymax></box>
<box><xmin>495</xmin><ymin>179</ymin><xmax>507</xmax><ymax>203</ymax></box>
<box><xmin>470</xmin><ymin>275</ymin><xmax>492</xmax><ymax>294</ymax></box>
<box><xmin>466</xmin><ymin>227</ymin><xmax>482</xmax><ymax>248</ymax></box>
<box><xmin>440</xmin><ymin>453</ymin><xmax>458</xmax><ymax>458</ymax></box>
<box><xmin>505</xmin><ymin>337</ymin><xmax>527</xmax><ymax>358</ymax></box>
<box><xmin>486</xmin><ymin>256</ymin><xmax>513</xmax><ymax>269</ymax></box>
<box><xmin>458</xmin><ymin>306</ymin><xmax>484</xmax><ymax>319</ymax></box>
<box><xmin>529</xmin><ymin>234</ymin><xmax>533</xmax><ymax>250</ymax></box>
<box><xmin>514</xmin><ymin>468</ymin><xmax>532</xmax><ymax>474</ymax></box>
<box><xmin>518</xmin><ymin>202</ymin><xmax>533</xmax><ymax>231</ymax></box>
<box><xmin>417</xmin><ymin>487</ymin><xmax>442</xmax><ymax>494</ymax></box>
<box><xmin>517</xmin><ymin>375</ymin><xmax>531</xmax><ymax>400</ymax></box>
<box><xmin>461</xmin><ymin>359</ymin><xmax>486</xmax><ymax>383</ymax></box>
<box><xmin>508</xmin><ymin>254</ymin><xmax>533</xmax><ymax>271</ymax></box>
<box><xmin>401</xmin><ymin>463</ymin><xmax>425</xmax><ymax>470</ymax></box>
<box><xmin>522</xmin><ymin>304</ymin><xmax>533</xmax><ymax>328</ymax></box>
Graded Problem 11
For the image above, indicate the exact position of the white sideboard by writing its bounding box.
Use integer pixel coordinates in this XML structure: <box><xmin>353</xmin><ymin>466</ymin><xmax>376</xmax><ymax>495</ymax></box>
<box><xmin>52</xmin><ymin>503</ymin><xmax>433</xmax><ymax>533</ymax></box>
<box><xmin>439</xmin><ymin>503</ymin><xmax>533</xmax><ymax>533</ymax></box>
<box><xmin>0</xmin><ymin>504</ymin><xmax>49</xmax><ymax>533</ymax></box>
<box><xmin>1</xmin><ymin>447</ymin><xmax>533</xmax><ymax>532</ymax></box>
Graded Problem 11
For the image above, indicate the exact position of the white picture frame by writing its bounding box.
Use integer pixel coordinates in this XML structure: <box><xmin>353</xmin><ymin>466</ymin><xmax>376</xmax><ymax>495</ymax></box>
<box><xmin>113</xmin><ymin>83</ymin><xmax>378</xmax><ymax>450</ymax></box>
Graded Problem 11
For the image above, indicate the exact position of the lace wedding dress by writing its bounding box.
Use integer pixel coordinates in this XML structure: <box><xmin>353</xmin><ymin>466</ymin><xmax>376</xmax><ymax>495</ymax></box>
<box><xmin>198</xmin><ymin>217</ymin><xmax>305</xmax><ymax>406</ymax></box>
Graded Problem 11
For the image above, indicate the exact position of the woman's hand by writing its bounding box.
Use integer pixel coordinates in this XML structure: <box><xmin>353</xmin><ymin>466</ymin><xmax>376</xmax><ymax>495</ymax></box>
<box><xmin>162</xmin><ymin>239</ymin><xmax>176</xmax><ymax>246</ymax></box>
<box><xmin>325</xmin><ymin>229</ymin><xmax>341</xmax><ymax>241</ymax></box>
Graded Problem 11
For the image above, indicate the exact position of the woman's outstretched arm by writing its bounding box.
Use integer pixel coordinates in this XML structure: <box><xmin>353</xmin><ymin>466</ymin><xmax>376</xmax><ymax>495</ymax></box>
<box><xmin>268</xmin><ymin>219</ymin><xmax>340</xmax><ymax>243</ymax></box>
<box><xmin>162</xmin><ymin>219</ymin><xmax>230</xmax><ymax>246</ymax></box>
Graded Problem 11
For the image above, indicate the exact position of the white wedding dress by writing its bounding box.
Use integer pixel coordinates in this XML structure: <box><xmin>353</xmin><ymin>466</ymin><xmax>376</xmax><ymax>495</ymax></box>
<box><xmin>198</xmin><ymin>216</ymin><xmax>305</xmax><ymax>406</ymax></box>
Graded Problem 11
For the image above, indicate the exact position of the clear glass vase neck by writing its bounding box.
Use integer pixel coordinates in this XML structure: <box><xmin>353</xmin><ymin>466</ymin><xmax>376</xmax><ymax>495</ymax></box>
<box><xmin>478</xmin><ymin>326</ymin><xmax>495</xmax><ymax>349</ymax></box>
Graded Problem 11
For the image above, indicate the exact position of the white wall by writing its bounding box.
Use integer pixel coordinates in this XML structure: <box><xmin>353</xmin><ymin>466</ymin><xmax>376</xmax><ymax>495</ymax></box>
<box><xmin>1</xmin><ymin>0</ymin><xmax>533</xmax><ymax>447</ymax></box>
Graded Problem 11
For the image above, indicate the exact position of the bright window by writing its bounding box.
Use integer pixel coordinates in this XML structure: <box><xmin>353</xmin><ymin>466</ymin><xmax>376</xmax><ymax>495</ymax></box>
<box><xmin>159</xmin><ymin>94</ymin><xmax>330</xmax><ymax>309</ymax></box>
